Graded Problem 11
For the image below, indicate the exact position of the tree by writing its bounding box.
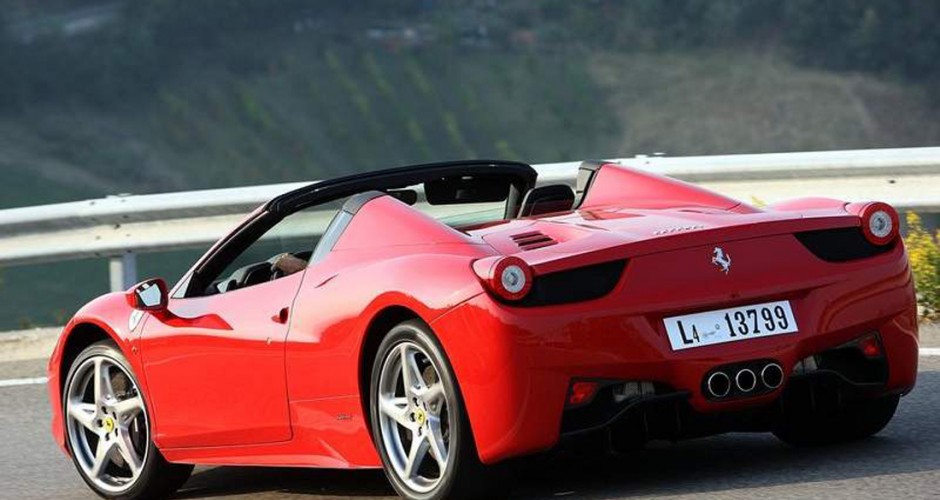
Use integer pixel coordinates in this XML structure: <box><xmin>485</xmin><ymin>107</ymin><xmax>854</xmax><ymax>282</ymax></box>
<box><xmin>0</xmin><ymin>11</ymin><xmax>15</xmax><ymax>109</ymax></box>
<box><xmin>783</xmin><ymin>0</ymin><xmax>940</xmax><ymax>80</ymax></box>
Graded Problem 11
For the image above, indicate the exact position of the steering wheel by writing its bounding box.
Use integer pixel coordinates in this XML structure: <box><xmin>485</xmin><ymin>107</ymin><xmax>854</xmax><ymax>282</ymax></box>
<box><xmin>268</xmin><ymin>254</ymin><xmax>286</xmax><ymax>281</ymax></box>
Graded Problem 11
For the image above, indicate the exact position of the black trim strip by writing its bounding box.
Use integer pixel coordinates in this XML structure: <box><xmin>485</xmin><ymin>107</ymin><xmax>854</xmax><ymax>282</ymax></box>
<box><xmin>268</xmin><ymin>159</ymin><xmax>537</xmax><ymax>216</ymax></box>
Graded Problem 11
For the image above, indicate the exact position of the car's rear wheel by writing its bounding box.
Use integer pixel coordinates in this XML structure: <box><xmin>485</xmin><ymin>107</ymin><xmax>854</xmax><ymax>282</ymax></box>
<box><xmin>773</xmin><ymin>394</ymin><xmax>900</xmax><ymax>447</ymax></box>
<box><xmin>370</xmin><ymin>320</ymin><xmax>501</xmax><ymax>500</ymax></box>
<box><xmin>64</xmin><ymin>341</ymin><xmax>192</xmax><ymax>499</ymax></box>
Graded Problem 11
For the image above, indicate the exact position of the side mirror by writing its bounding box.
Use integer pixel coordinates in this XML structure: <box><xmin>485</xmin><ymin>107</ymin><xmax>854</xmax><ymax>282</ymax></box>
<box><xmin>127</xmin><ymin>278</ymin><xmax>168</xmax><ymax>312</ymax></box>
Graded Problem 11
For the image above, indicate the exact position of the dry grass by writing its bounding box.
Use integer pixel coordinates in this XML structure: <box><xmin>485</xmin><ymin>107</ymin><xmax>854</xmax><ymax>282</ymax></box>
<box><xmin>589</xmin><ymin>50</ymin><xmax>940</xmax><ymax>156</ymax></box>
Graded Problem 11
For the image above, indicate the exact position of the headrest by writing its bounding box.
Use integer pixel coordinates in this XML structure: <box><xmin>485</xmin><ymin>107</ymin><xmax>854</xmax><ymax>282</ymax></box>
<box><xmin>518</xmin><ymin>184</ymin><xmax>576</xmax><ymax>217</ymax></box>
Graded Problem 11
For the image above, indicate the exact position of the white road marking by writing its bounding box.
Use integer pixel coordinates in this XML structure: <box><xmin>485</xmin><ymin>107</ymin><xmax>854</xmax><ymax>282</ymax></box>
<box><xmin>0</xmin><ymin>376</ymin><xmax>48</xmax><ymax>388</ymax></box>
<box><xmin>0</xmin><ymin>349</ymin><xmax>937</xmax><ymax>388</ymax></box>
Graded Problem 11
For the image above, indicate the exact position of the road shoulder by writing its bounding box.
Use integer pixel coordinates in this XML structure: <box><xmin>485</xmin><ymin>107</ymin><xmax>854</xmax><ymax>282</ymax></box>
<box><xmin>0</xmin><ymin>327</ymin><xmax>60</xmax><ymax>362</ymax></box>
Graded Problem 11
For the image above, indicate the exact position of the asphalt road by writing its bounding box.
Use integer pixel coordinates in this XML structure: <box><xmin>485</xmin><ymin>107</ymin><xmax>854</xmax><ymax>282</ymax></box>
<box><xmin>3</xmin><ymin>354</ymin><xmax>939</xmax><ymax>500</ymax></box>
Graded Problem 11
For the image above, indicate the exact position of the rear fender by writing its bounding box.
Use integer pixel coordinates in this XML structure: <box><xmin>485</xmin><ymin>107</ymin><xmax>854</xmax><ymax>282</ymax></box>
<box><xmin>284</xmin><ymin>250</ymin><xmax>488</xmax><ymax>467</ymax></box>
<box><xmin>289</xmin><ymin>249</ymin><xmax>489</xmax><ymax>399</ymax></box>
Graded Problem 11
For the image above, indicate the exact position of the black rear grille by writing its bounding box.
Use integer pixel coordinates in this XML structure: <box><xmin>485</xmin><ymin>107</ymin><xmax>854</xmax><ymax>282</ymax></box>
<box><xmin>511</xmin><ymin>231</ymin><xmax>557</xmax><ymax>251</ymax></box>
<box><xmin>795</xmin><ymin>227</ymin><xmax>894</xmax><ymax>262</ymax></box>
<box><xmin>814</xmin><ymin>335</ymin><xmax>888</xmax><ymax>385</ymax></box>
<box><xmin>516</xmin><ymin>259</ymin><xmax>627</xmax><ymax>307</ymax></box>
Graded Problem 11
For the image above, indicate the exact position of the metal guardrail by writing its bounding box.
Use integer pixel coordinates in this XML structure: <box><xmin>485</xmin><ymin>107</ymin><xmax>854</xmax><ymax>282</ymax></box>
<box><xmin>1</xmin><ymin>147</ymin><xmax>938</xmax><ymax>291</ymax></box>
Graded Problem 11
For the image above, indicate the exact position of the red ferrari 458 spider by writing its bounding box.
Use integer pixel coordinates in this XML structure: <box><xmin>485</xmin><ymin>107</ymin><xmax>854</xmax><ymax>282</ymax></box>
<box><xmin>48</xmin><ymin>160</ymin><xmax>918</xmax><ymax>499</ymax></box>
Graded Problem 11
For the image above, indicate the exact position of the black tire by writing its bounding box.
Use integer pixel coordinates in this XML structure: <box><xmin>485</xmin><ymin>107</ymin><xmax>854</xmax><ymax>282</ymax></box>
<box><xmin>773</xmin><ymin>394</ymin><xmax>900</xmax><ymax>447</ymax></box>
<box><xmin>369</xmin><ymin>320</ymin><xmax>504</xmax><ymax>500</ymax></box>
<box><xmin>63</xmin><ymin>341</ymin><xmax>193</xmax><ymax>500</ymax></box>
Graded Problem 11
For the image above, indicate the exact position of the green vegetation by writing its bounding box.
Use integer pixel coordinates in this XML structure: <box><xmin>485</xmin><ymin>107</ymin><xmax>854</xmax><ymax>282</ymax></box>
<box><xmin>1</xmin><ymin>0</ymin><xmax>938</xmax><ymax>206</ymax></box>
<box><xmin>906</xmin><ymin>213</ymin><xmax>940</xmax><ymax>319</ymax></box>
<box><xmin>0</xmin><ymin>44</ymin><xmax>620</xmax><ymax>208</ymax></box>
<box><xmin>0</xmin><ymin>1</ymin><xmax>938</xmax><ymax>328</ymax></box>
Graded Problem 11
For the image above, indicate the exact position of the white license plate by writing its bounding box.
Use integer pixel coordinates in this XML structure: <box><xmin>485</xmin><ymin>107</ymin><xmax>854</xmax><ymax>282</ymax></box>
<box><xmin>664</xmin><ymin>301</ymin><xmax>798</xmax><ymax>351</ymax></box>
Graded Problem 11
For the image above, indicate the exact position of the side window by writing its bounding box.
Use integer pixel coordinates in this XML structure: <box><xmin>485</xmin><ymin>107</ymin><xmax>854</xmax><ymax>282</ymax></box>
<box><xmin>193</xmin><ymin>203</ymin><xmax>341</xmax><ymax>297</ymax></box>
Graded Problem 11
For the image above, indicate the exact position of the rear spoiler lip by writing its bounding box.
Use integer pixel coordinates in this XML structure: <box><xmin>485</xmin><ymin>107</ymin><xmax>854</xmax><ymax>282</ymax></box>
<box><xmin>519</xmin><ymin>213</ymin><xmax>861</xmax><ymax>276</ymax></box>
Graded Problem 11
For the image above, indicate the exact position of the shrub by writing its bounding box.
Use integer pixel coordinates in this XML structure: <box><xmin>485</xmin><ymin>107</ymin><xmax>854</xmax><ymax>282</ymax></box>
<box><xmin>905</xmin><ymin>212</ymin><xmax>940</xmax><ymax>319</ymax></box>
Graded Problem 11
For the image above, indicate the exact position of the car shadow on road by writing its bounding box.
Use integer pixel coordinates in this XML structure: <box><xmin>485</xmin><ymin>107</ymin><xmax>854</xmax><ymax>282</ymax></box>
<box><xmin>174</xmin><ymin>371</ymin><xmax>940</xmax><ymax>499</ymax></box>
<box><xmin>177</xmin><ymin>466</ymin><xmax>394</xmax><ymax>499</ymax></box>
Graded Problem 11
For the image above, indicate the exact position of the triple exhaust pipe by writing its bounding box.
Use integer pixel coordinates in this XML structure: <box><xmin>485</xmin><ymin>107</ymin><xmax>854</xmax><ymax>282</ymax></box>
<box><xmin>705</xmin><ymin>362</ymin><xmax>784</xmax><ymax>399</ymax></box>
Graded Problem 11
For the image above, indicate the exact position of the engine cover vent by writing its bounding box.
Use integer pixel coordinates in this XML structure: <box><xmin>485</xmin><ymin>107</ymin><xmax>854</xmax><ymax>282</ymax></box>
<box><xmin>511</xmin><ymin>231</ymin><xmax>557</xmax><ymax>251</ymax></box>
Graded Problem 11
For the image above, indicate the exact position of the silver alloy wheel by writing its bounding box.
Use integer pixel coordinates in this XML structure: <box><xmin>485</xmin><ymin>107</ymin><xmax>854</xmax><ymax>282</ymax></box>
<box><xmin>377</xmin><ymin>341</ymin><xmax>453</xmax><ymax>494</ymax></box>
<box><xmin>66</xmin><ymin>355</ymin><xmax>149</xmax><ymax>494</ymax></box>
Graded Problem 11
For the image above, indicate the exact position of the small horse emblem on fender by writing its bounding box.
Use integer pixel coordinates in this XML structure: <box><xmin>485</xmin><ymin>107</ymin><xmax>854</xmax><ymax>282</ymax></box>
<box><xmin>712</xmin><ymin>247</ymin><xmax>732</xmax><ymax>274</ymax></box>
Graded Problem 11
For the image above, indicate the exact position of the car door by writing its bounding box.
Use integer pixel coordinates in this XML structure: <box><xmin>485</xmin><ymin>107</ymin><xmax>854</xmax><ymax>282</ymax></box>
<box><xmin>139</xmin><ymin>206</ymin><xmax>332</xmax><ymax>449</ymax></box>
<box><xmin>140</xmin><ymin>273</ymin><xmax>302</xmax><ymax>448</ymax></box>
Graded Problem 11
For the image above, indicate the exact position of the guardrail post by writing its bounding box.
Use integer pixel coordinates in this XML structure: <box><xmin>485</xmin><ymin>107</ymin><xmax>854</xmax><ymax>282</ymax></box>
<box><xmin>109</xmin><ymin>253</ymin><xmax>138</xmax><ymax>292</ymax></box>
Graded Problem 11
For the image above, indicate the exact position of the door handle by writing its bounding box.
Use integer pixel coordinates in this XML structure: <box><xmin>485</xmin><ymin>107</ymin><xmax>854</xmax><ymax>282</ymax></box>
<box><xmin>273</xmin><ymin>307</ymin><xmax>290</xmax><ymax>324</ymax></box>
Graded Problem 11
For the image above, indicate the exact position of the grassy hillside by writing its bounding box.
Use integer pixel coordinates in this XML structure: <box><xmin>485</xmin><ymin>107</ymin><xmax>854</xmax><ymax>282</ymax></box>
<box><xmin>1</xmin><ymin>45</ymin><xmax>939</xmax><ymax>329</ymax></box>
<box><xmin>0</xmin><ymin>44</ymin><xmax>617</xmax><ymax>208</ymax></box>
<box><xmin>3</xmin><ymin>46</ymin><xmax>938</xmax><ymax>211</ymax></box>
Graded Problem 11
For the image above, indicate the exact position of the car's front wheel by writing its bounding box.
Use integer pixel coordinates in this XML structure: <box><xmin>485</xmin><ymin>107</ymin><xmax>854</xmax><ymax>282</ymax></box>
<box><xmin>64</xmin><ymin>340</ymin><xmax>192</xmax><ymax>499</ymax></box>
<box><xmin>773</xmin><ymin>394</ymin><xmax>900</xmax><ymax>447</ymax></box>
<box><xmin>369</xmin><ymin>320</ymin><xmax>501</xmax><ymax>500</ymax></box>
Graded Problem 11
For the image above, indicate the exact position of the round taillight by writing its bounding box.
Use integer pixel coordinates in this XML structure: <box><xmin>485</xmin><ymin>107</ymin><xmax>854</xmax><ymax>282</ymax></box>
<box><xmin>859</xmin><ymin>202</ymin><xmax>899</xmax><ymax>246</ymax></box>
<box><xmin>869</xmin><ymin>210</ymin><xmax>893</xmax><ymax>238</ymax></box>
<box><xmin>501</xmin><ymin>264</ymin><xmax>527</xmax><ymax>294</ymax></box>
<box><xmin>487</xmin><ymin>256</ymin><xmax>533</xmax><ymax>301</ymax></box>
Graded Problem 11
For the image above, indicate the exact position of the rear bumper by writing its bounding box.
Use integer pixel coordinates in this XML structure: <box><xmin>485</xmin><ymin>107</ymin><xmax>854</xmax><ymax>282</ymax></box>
<box><xmin>432</xmin><ymin>242</ymin><xmax>918</xmax><ymax>464</ymax></box>
<box><xmin>558</xmin><ymin>368</ymin><xmax>899</xmax><ymax>450</ymax></box>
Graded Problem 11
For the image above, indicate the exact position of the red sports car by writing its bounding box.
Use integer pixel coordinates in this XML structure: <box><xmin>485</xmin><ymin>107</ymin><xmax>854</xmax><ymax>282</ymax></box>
<box><xmin>48</xmin><ymin>160</ymin><xmax>918</xmax><ymax>500</ymax></box>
